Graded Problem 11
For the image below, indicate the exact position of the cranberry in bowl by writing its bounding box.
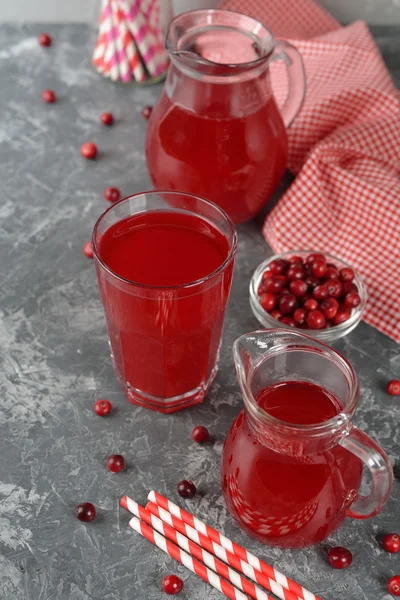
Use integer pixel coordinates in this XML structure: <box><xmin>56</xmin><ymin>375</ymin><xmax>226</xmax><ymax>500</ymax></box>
<box><xmin>250</xmin><ymin>251</ymin><xmax>367</xmax><ymax>342</ymax></box>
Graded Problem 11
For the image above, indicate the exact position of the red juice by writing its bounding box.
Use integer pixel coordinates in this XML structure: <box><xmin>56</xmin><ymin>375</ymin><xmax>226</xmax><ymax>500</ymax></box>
<box><xmin>146</xmin><ymin>82</ymin><xmax>288</xmax><ymax>224</ymax></box>
<box><xmin>222</xmin><ymin>381</ymin><xmax>363</xmax><ymax>548</ymax></box>
<box><xmin>95</xmin><ymin>209</ymin><xmax>234</xmax><ymax>411</ymax></box>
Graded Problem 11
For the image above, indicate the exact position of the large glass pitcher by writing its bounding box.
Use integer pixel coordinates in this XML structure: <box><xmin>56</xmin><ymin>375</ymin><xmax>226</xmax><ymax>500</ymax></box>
<box><xmin>145</xmin><ymin>9</ymin><xmax>306</xmax><ymax>224</ymax></box>
<box><xmin>221</xmin><ymin>330</ymin><xmax>393</xmax><ymax>548</ymax></box>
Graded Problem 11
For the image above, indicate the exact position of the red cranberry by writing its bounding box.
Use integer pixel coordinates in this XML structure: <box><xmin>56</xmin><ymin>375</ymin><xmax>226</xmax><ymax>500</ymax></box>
<box><xmin>339</xmin><ymin>267</ymin><xmax>355</xmax><ymax>282</ymax></box>
<box><xmin>328</xmin><ymin>546</ymin><xmax>352</xmax><ymax>569</ymax></box>
<box><xmin>270</xmin><ymin>309</ymin><xmax>282</xmax><ymax>320</ymax></box>
<box><xmin>264</xmin><ymin>276</ymin><xmax>286</xmax><ymax>295</ymax></box>
<box><xmin>100</xmin><ymin>112</ymin><xmax>114</xmax><ymax>125</ymax></box>
<box><xmin>279</xmin><ymin>294</ymin><xmax>297</xmax><ymax>315</ymax></box>
<box><xmin>106</xmin><ymin>454</ymin><xmax>125</xmax><ymax>473</ymax></box>
<box><xmin>293</xmin><ymin>308</ymin><xmax>307</xmax><ymax>325</ymax></box>
<box><xmin>83</xmin><ymin>241</ymin><xmax>93</xmax><ymax>258</ymax></box>
<box><xmin>344</xmin><ymin>292</ymin><xmax>361</xmax><ymax>308</ymax></box>
<box><xmin>177</xmin><ymin>480</ymin><xmax>196</xmax><ymax>498</ymax></box>
<box><xmin>343</xmin><ymin>282</ymin><xmax>358</xmax><ymax>294</ymax></box>
<box><xmin>142</xmin><ymin>105</ymin><xmax>153</xmax><ymax>120</ymax></box>
<box><xmin>192</xmin><ymin>426</ymin><xmax>209</xmax><ymax>443</ymax></box>
<box><xmin>312</xmin><ymin>284</ymin><xmax>329</xmax><ymax>301</ymax></box>
<box><xmin>41</xmin><ymin>89</ymin><xmax>56</xmax><ymax>103</ymax></box>
<box><xmin>104</xmin><ymin>187</ymin><xmax>120</xmax><ymax>203</ymax></box>
<box><xmin>320</xmin><ymin>298</ymin><xmax>339</xmax><ymax>319</ymax></box>
<box><xmin>332</xmin><ymin>309</ymin><xmax>351</xmax><ymax>325</ymax></box>
<box><xmin>258</xmin><ymin>283</ymin><xmax>267</xmax><ymax>295</ymax></box>
<box><xmin>287</xmin><ymin>265</ymin><xmax>305</xmax><ymax>280</ymax></box>
<box><xmin>289</xmin><ymin>280</ymin><xmax>308</xmax><ymax>297</ymax></box>
<box><xmin>280</xmin><ymin>288</ymin><xmax>290</xmax><ymax>296</ymax></box>
<box><xmin>324</xmin><ymin>266</ymin><xmax>339</xmax><ymax>279</ymax></box>
<box><xmin>75</xmin><ymin>502</ymin><xmax>96</xmax><ymax>522</ymax></box>
<box><xmin>383</xmin><ymin>533</ymin><xmax>400</xmax><ymax>553</ymax></box>
<box><xmin>162</xmin><ymin>575</ymin><xmax>184</xmax><ymax>595</ymax></box>
<box><xmin>260</xmin><ymin>292</ymin><xmax>276</xmax><ymax>312</ymax></box>
<box><xmin>310</xmin><ymin>257</ymin><xmax>327</xmax><ymax>278</ymax></box>
<box><xmin>289</xmin><ymin>255</ymin><xmax>303</xmax><ymax>264</ymax></box>
<box><xmin>38</xmin><ymin>33</ymin><xmax>52</xmax><ymax>46</ymax></box>
<box><xmin>304</xmin><ymin>276</ymin><xmax>320</xmax><ymax>290</ymax></box>
<box><xmin>304</xmin><ymin>298</ymin><xmax>318</xmax><ymax>312</ymax></box>
<box><xmin>307</xmin><ymin>310</ymin><xmax>326</xmax><ymax>330</ymax></box>
<box><xmin>388</xmin><ymin>576</ymin><xmax>400</xmax><ymax>596</ymax></box>
<box><xmin>262</xmin><ymin>269</ymin><xmax>274</xmax><ymax>281</ymax></box>
<box><xmin>306</xmin><ymin>253</ymin><xmax>325</xmax><ymax>265</ymax></box>
<box><xmin>326</xmin><ymin>279</ymin><xmax>343</xmax><ymax>299</ymax></box>
<box><xmin>268</xmin><ymin>258</ymin><xmax>288</xmax><ymax>275</ymax></box>
<box><xmin>94</xmin><ymin>399</ymin><xmax>112</xmax><ymax>416</ymax></box>
<box><xmin>387</xmin><ymin>380</ymin><xmax>400</xmax><ymax>396</ymax></box>
<box><xmin>279</xmin><ymin>316</ymin><xmax>296</xmax><ymax>327</ymax></box>
<box><xmin>80</xmin><ymin>142</ymin><xmax>97</xmax><ymax>160</ymax></box>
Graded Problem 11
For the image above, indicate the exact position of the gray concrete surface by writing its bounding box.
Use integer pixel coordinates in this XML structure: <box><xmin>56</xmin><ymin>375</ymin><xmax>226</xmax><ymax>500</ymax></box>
<box><xmin>0</xmin><ymin>23</ymin><xmax>399</xmax><ymax>600</ymax></box>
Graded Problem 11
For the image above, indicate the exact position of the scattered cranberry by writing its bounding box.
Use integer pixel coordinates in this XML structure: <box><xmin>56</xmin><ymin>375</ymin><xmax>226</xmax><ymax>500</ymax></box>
<box><xmin>279</xmin><ymin>316</ymin><xmax>296</xmax><ymax>327</ymax></box>
<box><xmin>270</xmin><ymin>309</ymin><xmax>282</xmax><ymax>320</ymax></box>
<box><xmin>320</xmin><ymin>298</ymin><xmax>339</xmax><ymax>320</ymax></box>
<box><xmin>307</xmin><ymin>310</ymin><xmax>326</xmax><ymax>330</ymax></box>
<box><xmin>289</xmin><ymin>280</ymin><xmax>308</xmax><ymax>297</ymax></box>
<box><xmin>104</xmin><ymin>187</ymin><xmax>120</xmax><ymax>203</ymax></box>
<box><xmin>293</xmin><ymin>308</ymin><xmax>307</xmax><ymax>325</ymax></box>
<box><xmin>324</xmin><ymin>266</ymin><xmax>339</xmax><ymax>279</ymax></box>
<box><xmin>38</xmin><ymin>33</ymin><xmax>52</xmax><ymax>46</ymax></box>
<box><xmin>332</xmin><ymin>309</ymin><xmax>351</xmax><ymax>326</ymax></box>
<box><xmin>326</xmin><ymin>279</ymin><xmax>343</xmax><ymax>298</ymax></box>
<box><xmin>142</xmin><ymin>105</ymin><xmax>153</xmax><ymax>120</ymax></box>
<box><xmin>177</xmin><ymin>480</ymin><xmax>196</xmax><ymax>498</ymax></box>
<box><xmin>260</xmin><ymin>292</ymin><xmax>276</xmax><ymax>312</ymax></box>
<box><xmin>106</xmin><ymin>454</ymin><xmax>125</xmax><ymax>473</ymax></box>
<box><xmin>94</xmin><ymin>399</ymin><xmax>112</xmax><ymax>416</ymax></box>
<box><xmin>83</xmin><ymin>241</ymin><xmax>93</xmax><ymax>258</ymax></box>
<box><xmin>340</xmin><ymin>268</ymin><xmax>355</xmax><ymax>282</ymax></box>
<box><xmin>287</xmin><ymin>265</ymin><xmax>305</xmax><ymax>280</ymax></box>
<box><xmin>303</xmin><ymin>298</ymin><xmax>318</xmax><ymax>312</ymax></box>
<box><xmin>312</xmin><ymin>284</ymin><xmax>329</xmax><ymax>301</ymax></box>
<box><xmin>388</xmin><ymin>576</ymin><xmax>400</xmax><ymax>596</ymax></box>
<box><xmin>344</xmin><ymin>292</ymin><xmax>361</xmax><ymax>309</ymax></box>
<box><xmin>192</xmin><ymin>426</ymin><xmax>209</xmax><ymax>443</ymax></box>
<box><xmin>383</xmin><ymin>533</ymin><xmax>400</xmax><ymax>553</ymax></box>
<box><xmin>387</xmin><ymin>380</ymin><xmax>400</xmax><ymax>396</ymax></box>
<box><xmin>75</xmin><ymin>502</ymin><xmax>96</xmax><ymax>522</ymax></box>
<box><xmin>100</xmin><ymin>112</ymin><xmax>114</xmax><ymax>125</ymax></box>
<box><xmin>279</xmin><ymin>294</ymin><xmax>297</xmax><ymax>315</ymax></box>
<box><xmin>327</xmin><ymin>546</ymin><xmax>352</xmax><ymax>569</ymax></box>
<box><xmin>80</xmin><ymin>142</ymin><xmax>97</xmax><ymax>160</ymax></box>
<box><xmin>268</xmin><ymin>258</ymin><xmax>288</xmax><ymax>275</ymax></box>
<box><xmin>162</xmin><ymin>575</ymin><xmax>184</xmax><ymax>595</ymax></box>
<box><xmin>311</xmin><ymin>257</ymin><xmax>327</xmax><ymax>278</ymax></box>
<box><xmin>41</xmin><ymin>89</ymin><xmax>56</xmax><ymax>103</ymax></box>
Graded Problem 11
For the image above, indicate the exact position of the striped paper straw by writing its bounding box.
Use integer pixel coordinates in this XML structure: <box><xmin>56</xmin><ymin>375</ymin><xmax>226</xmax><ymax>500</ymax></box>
<box><xmin>114</xmin><ymin>1</ymin><xmax>145</xmax><ymax>82</ymax></box>
<box><xmin>110</xmin><ymin>0</ymin><xmax>131</xmax><ymax>82</ymax></box>
<box><xmin>148</xmin><ymin>491</ymin><xmax>321</xmax><ymax>600</ymax></box>
<box><xmin>128</xmin><ymin>516</ymin><xmax>253</xmax><ymax>600</ymax></box>
<box><xmin>145</xmin><ymin>501</ymin><xmax>302</xmax><ymax>600</ymax></box>
<box><xmin>121</xmin><ymin>497</ymin><xmax>276</xmax><ymax>600</ymax></box>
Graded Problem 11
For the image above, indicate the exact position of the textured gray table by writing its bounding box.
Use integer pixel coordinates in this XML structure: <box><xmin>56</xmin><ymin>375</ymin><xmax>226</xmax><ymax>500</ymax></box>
<box><xmin>1</xmin><ymin>24</ymin><xmax>399</xmax><ymax>600</ymax></box>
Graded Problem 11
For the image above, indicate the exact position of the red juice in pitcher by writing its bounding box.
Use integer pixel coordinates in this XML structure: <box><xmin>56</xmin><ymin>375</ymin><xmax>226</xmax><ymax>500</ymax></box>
<box><xmin>94</xmin><ymin>199</ymin><xmax>236</xmax><ymax>413</ymax></box>
<box><xmin>222</xmin><ymin>381</ymin><xmax>363</xmax><ymax>548</ymax></box>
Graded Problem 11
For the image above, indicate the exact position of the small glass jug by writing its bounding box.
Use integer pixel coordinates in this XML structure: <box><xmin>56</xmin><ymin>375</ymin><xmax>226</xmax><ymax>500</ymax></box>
<box><xmin>146</xmin><ymin>9</ymin><xmax>306</xmax><ymax>224</ymax></box>
<box><xmin>222</xmin><ymin>330</ymin><xmax>393</xmax><ymax>548</ymax></box>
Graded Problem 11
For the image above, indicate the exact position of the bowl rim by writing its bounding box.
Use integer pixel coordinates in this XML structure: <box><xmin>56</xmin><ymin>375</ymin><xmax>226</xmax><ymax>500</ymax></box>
<box><xmin>249</xmin><ymin>250</ymin><xmax>368</xmax><ymax>341</ymax></box>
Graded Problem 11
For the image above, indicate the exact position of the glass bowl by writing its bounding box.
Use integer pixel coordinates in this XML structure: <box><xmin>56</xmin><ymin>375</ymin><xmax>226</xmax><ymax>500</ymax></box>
<box><xmin>249</xmin><ymin>250</ymin><xmax>368</xmax><ymax>342</ymax></box>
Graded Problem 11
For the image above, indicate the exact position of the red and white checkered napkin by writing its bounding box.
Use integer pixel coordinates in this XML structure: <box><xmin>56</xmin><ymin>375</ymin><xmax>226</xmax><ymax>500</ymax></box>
<box><xmin>221</xmin><ymin>0</ymin><xmax>400</xmax><ymax>342</ymax></box>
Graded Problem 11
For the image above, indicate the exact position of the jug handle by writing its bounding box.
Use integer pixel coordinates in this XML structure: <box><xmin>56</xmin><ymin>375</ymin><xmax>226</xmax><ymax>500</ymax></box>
<box><xmin>271</xmin><ymin>40</ymin><xmax>306</xmax><ymax>129</ymax></box>
<box><xmin>339</xmin><ymin>426</ymin><xmax>393</xmax><ymax>519</ymax></box>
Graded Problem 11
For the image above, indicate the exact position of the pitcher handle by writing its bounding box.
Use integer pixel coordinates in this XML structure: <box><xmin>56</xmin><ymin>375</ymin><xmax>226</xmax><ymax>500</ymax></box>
<box><xmin>339</xmin><ymin>425</ymin><xmax>393</xmax><ymax>519</ymax></box>
<box><xmin>271</xmin><ymin>40</ymin><xmax>306</xmax><ymax>129</ymax></box>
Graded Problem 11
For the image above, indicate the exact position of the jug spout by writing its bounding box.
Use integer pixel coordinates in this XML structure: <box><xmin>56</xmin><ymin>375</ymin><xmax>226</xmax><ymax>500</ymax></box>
<box><xmin>233</xmin><ymin>330</ymin><xmax>281</xmax><ymax>395</ymax></box>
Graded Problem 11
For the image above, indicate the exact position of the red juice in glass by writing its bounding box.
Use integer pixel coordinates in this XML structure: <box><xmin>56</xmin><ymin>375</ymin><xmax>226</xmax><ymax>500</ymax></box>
<box><xmin>93</xmin><ymin>192</ymin><xmax>237</xmax><ymax>413</ymax></box>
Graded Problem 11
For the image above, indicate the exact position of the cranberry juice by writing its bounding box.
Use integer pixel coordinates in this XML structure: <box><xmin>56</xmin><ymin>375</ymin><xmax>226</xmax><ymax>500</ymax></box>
<box><xmin>96</xmin><ymin>210</ymin><xmax>233</xmax><ymax>410</ymax></box>
<box><xmin>146</xmin><ymin>76</ymin><xmax>287</xmax><ymax>224</ymax></box>
<box><xmin>222</xmin><ymin>381</ymin><xmax>363</xmax><ymax>548</ymax></box>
